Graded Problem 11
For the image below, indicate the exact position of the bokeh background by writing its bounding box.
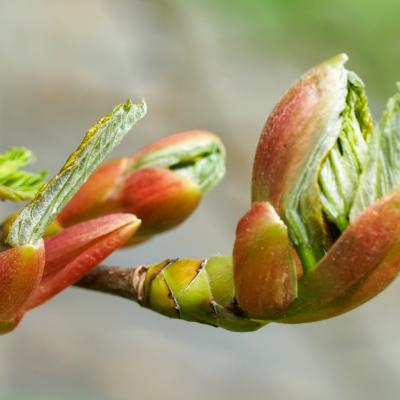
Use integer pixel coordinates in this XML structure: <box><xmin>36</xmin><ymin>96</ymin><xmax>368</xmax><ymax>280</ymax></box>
<box><xmin>1</xmin><ymin>1</ymin><xmax>400</xmax><ymax>399</ymax></box>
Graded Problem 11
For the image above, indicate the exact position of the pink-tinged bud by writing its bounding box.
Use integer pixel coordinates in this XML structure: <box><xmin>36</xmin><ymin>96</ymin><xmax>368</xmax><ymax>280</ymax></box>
<box><xmin>119</xmin><ymin>167</ymin><xmax>201</xmax><ymax>243</ymax></box>
<box><xmin>233</xmin><ymin>202</ymin><xmax>297</xmax><ymax>318</ymax></box>
<box><xmin>129</xmin><ymin>130</ymin><xmax>222</xmax><ymax>165</ymax></box>
<box><xmin>56</xmin><ymin>130</ymin><xmax>225</xmax><ymax>243</ymax></box>
<box><xmin>26</xmin><ymin>214</ymin><xmax>140</xmax><ymax>309</ymax></box>
<box><xmin>252</xmin><ymin>54</ymin><xmax>348</xmax><ymax>212</ymax></box>
<box><xmin>0</xmin><ymin>241</ymin><xmax>44</xmax><ymax>321</ymax></box>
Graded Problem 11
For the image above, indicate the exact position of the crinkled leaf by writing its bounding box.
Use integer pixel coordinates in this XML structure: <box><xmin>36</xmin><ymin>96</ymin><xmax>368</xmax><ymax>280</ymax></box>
<box><xmin>286</xmin><ymin>70</ymin><xmax>373</xmax><ymax>270</ymax></box>
<box><xmin>0</xmin><ymin>148</ymin><xmax>46</xmax><ymax>202</ymax></box>
<box><xmin>318</xmin><ymin>72</ymin><xmax>373</xmax><ymax>232</ymax></box>
<box><xmin>350</xmin><ymin>84</ymin><xmax>400</xmax><ymax>220</ymax></box>
<box><xmin>7</xmin><ymin>99</ymin><xmax>146</xmax><ymax>247</ymax></box>
<box><xmin>282</xmin><ymin>64</ymin><xmax>346</xmax><ymax>270</ymax></box>
<box><xmin>132</xmin><ymin>135</ymin><xmax>225</xmax><ymax>194</ymax></box>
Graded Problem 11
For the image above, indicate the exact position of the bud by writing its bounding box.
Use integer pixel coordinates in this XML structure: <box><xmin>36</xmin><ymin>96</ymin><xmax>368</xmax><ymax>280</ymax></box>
<box><xmin>252</xmin><ymin>54</ymin><xmax>373</xmax><ymax>269</ymax></box>
<box><xmin>233</xmin><ymin>54</ymin><xmax>400</xmax><ymax>322</ymax></box>
<box><xmin>56</xmin><ymin>130</ymin><xmax>225</xmax><ymax>242</ymax></box>
<box><xmin>140</xmin><ymin>256</ymin><xmax>264</xmax><ymax>332</ymax></box>
<box><xmin>119</xmin><ymin>167</ymin><xmax>201</xmax><ymax>243</ymax></box>
<box><xmin>26</xmin><ymin>213</ymin><xmax>140</xmax><ymax>309</ymax></box>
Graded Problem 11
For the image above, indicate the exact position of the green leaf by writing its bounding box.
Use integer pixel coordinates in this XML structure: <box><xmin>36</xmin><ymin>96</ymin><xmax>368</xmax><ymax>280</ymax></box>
<box><xmin>350</xmin><ymin>84</ymin><xmax>400</xmax><ymax>220</ymax></box>
<box><xmin>6</xmin><ymin>99</ymin><xmax>147</xmax><ymax>247</ymax></box>
<box><xmin>319</xmin><ymin>72</ymin><xmax>373</xmax><ymax>231</ymax></box>
<box><xmin>132</xmin><ymin>137</ymin><xmax>226</xmax><ymax>194</ymax></box>
<box><xmin>0</xmin><ymin>148</ymin><xmax>46</xmax><ymax>202</ymax></box>
<box><xmin>285</xmin><ymin>70</ymin><xmax>373</xmax><ymax>271</ymax></box>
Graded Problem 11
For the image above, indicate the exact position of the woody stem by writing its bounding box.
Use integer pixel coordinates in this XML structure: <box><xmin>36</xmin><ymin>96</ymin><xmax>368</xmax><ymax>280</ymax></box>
<box><xmin>74</xmin><ymin>265</ymin><xmax>144</xmax><ymax>302</ymax></box>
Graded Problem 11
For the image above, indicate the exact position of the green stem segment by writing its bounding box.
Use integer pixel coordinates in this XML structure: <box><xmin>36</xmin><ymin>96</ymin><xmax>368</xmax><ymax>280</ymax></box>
<box><xmin>77</xmin><ymin>258</ymin><xmax>265</xmax><ymax>332</ymax></box>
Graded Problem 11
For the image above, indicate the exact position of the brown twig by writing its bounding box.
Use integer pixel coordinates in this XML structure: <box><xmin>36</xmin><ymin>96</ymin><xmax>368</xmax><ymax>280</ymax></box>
<box><xmin>75</xmin><ymin>265</ymin><xmax>147</xmax><ymax>303</ymax></box>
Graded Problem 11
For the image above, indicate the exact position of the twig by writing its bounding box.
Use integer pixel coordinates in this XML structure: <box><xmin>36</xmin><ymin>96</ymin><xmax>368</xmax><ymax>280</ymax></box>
<box><xmin>74</xmin><ymin>265</ymin><xmax>147</xmax><ymax>303</ymax></box>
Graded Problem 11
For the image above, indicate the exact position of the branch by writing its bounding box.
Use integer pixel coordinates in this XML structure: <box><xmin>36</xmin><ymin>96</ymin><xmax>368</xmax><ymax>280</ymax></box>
<box><xmin>74</xmin><ymin>264</ymin><xmax>147</xmax><ymax>303</ymax></box>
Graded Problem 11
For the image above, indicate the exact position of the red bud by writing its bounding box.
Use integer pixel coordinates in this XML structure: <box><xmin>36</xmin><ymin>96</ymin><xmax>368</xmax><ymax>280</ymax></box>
<box><xmin>27</xmin><ymin>214</ymin><xmax>140</xmax><ymax>309</ymax></box>
<box><xmin>120</xmin><ymin>167</ymin><xmax>201</xmax><ymax>243</ymax></box>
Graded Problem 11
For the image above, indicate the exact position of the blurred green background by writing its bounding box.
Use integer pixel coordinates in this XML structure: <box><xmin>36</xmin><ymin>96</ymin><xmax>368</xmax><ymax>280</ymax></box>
<box><xmin>1</xmin><ymin>1</ymin><xmax>400</xmax><ymax>399</ymax></box>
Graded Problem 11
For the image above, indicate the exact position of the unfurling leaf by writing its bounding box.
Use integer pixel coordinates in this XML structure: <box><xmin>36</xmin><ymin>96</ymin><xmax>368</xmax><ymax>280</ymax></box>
<box><xmin>0</xmin><ymin>148</ymin><xmax>46</xmax><ymax>202</ymax></box>
<box><xmin>6</xmin><ymin>99</ymin><xmax>146</xmax><ymax>247</ymax></box>
<box><xmin>350</xmin><ymin>84</ymin><xmax>400</xmax><ymax>220</ymax></box>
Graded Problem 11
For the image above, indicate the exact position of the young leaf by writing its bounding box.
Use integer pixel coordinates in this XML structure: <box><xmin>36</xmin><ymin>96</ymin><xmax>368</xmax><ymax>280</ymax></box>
<box><xmin>0</xmin><ymin>148</ymin><xmax>46</xmax><ymax>202</ymax></box>
<box><xmin>350</xmin><ymin>84</ymin><xmax>400</xmax><ymax>220</ymax></box>
<box><xmin>131</xmin><ymin>132</ymin><xmax>226</xmax><ymax>194</ymax></box>
<box><xmin>6</xmin><ymin>99</ymin><xmax>146</xmax><ymax>247</ymax></box>
<box><xmin>319</xmin><ymin>72</ymin><xmax>373</xmax><ymax>231</ymax></box>
<box><xmin>283</xmin><ymin>66</ymin><xmax>372</xmax><ymax>270</ymax></box>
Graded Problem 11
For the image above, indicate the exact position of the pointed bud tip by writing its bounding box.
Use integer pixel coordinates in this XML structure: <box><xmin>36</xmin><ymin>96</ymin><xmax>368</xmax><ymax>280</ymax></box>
<box><xmin>103</xmin><ymin>213</ymin><xmax>142</xmax><ymax>229</ymax></box>
<box><xmin>328</xmin><ymin>53</ymin><xmax>348</xmax><ymax>65</ymax></box>
<box><xmin>252</xmin><ymin>53</ymin><xmax>350</xmax><ymax>209</ymax></box>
